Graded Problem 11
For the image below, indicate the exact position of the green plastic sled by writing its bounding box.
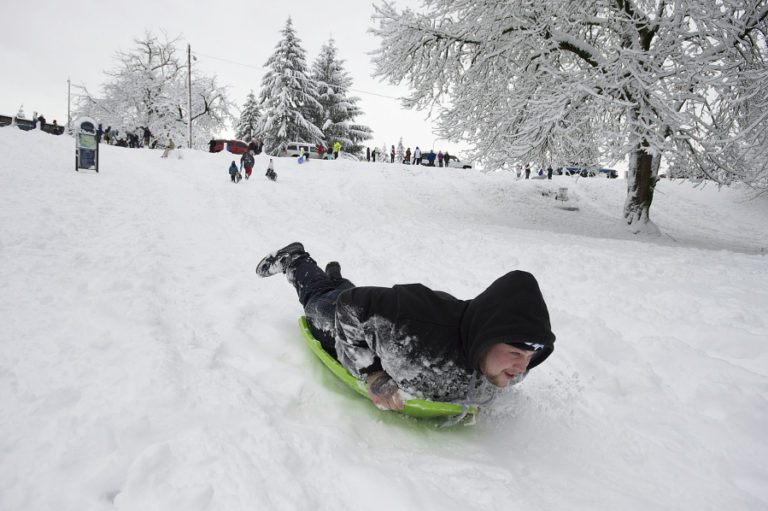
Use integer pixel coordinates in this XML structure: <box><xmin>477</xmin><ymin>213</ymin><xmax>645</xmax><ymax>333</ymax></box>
<box><xmin>299</xmin><ymin>316</ymin><xmax>477</xmax><ymax>419</ymax></box>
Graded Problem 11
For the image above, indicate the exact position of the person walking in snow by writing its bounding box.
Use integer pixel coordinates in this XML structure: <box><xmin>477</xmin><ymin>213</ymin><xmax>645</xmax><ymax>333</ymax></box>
<box><xmin>241</xmin><ymin>149</ymin><xmax>255</xmax><ymax>179</ymax></box>
<box><xmin>390</xmin><ymin>145</ymin><xmax>395</xmax><ymax>164</ymax></box>
<box><xmin>525</xmin><ymin>163</ymin><xmax>531</xmax><ymax>180</ymax></box>
<box><xmin>413</xmin><ymin>146</ymin><xmax>422</xmax><ymax>165</ymax></box>
<box><xmin>228</xmin><ymin>161</ymin><xmax>240</xmax><ymax>183</ymax></box>
<box><xmin>333</xmin><ymin>141</ymin><xmax>341</xmax><ymax>159</ymax></box>
<box><xmin>161</xmin><ymin>138</ymin><xmax>175</xmax><ymax>158</ymax></box>
<box><xmin>255</xmin><ymin>242</ymin><xmax>556</xmax><ymax>412</ymax></box>
<box><xmin>265</xmin><ymin>159</ymin><xmax>277</xmax><ymax>181</ymax></box>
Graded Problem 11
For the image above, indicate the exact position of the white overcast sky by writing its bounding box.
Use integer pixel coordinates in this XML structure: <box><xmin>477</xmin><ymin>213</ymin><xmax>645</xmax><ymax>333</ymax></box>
<box><xmin>0</xmin><ymin>0</ymin><xmax>465</xmax><ymax>153</ymax></box>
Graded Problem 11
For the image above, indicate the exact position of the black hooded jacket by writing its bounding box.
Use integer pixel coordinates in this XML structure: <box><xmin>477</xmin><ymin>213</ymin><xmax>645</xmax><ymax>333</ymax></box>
<box><xmin>333</xmin><ymin>271</ymin><xmax>556</xmax><ymax>402</ymax></box>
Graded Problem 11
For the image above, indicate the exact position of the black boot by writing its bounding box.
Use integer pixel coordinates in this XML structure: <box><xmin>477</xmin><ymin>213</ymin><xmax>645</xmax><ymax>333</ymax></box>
<box><xmin>325</xmin><ymin>261</ymin><xmax>342</xmax><ymax>281</ymax></box>
<box><xmin>255</xmin><ymin>242</ymin><xmax>305</xmax><ymax>277</ymax></box>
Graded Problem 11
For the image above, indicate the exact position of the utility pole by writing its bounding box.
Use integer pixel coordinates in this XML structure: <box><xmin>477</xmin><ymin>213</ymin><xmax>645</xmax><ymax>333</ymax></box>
<box><xmin>67</xmin><ymin>78</ymin><xmax>71</xmax><ymax>134</ymax></box>
<box><xmin>187</xmin><ymin>43</ymin><xmax>192</xmax><ymax>149</ymax></box>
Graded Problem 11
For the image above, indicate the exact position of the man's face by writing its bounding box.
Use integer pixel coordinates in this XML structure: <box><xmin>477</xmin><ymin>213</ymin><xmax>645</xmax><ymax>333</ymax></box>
<box><xmin>479</xmin><ymin>343</ymin><xmax>537</xmax><ymax>387</ymax></box>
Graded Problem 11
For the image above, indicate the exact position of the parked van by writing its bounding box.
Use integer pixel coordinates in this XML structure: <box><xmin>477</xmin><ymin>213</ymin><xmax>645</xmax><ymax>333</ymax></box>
<box><xmin>445</xmin><ymin>155</ymin><xmax>472</xmax><ymax>169</ymax></box>
<box><xmin>281</xmin><ymin>142</ymin><xmax>321</xmax><ymax>159</ymax></box>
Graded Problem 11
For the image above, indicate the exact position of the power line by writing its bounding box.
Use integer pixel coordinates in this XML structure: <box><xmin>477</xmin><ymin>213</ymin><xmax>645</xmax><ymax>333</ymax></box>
<box><xmin>191</xmin><ymin>50</ymin><xmax>403</xmax><ymax>101</ymax></box>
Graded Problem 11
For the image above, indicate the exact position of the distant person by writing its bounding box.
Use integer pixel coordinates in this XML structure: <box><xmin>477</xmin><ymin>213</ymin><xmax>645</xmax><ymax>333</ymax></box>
<box><xmin>52</xmin><ymin>120</ymin><xmax>59</xmax><ymax>133</ymax></box>
<box><xmin>525</xmin><ymin>163</ymin><xmax>531</xmax><ymax>179</ymax></box>
<box><xmin>404</xmin><ymin>147</ymin><xmax>411</xmax><ymax>164</ymax></box>
<box><xmin>438</xmin><ymin>151</ymin><xmax>444</xmax><ymax>168</ymax></box>
<box><xmin>241</xmin><ymin>149</ymin><xmax>255</xmax><ymax>179</ymax></box>
<box><xmin>427</xmin><ymin>150</ymin><xmax>436</xmax><ymax>166</ymax></box>
<box><xmin>229</xmin><ymin>161</ymin><xmax>240</xmax><ymax>183</ymax></box>
<box><xmin>414</xmin><ymin>146</ymin><xmax>422</xmax><ymax>165</ymax></box>
<box><xmin>444</xmin><ymin>150</ymin><xmax>450</xmax><ymax>168</ymax></box>
<box><xmin>366</xmin><ymin>147</ymin><xmax>371</xmax><ymax>162</ymax></box>
<box><xmin>266</xmin><ymin>159</ymin><xmax>277</xmax><ymax>181</ymax></box>
<box><xmin>97</xmin><ymin>124</ymin><xmax>104</xmax><ymax>143</ymax></box>
<box><xmin>143</xmin><ymin>127</ymin><xmax>151</xmax><ymax>148</ymax></box>
<box><xmin>104</xmin><ymin>126</ymin><xmax>112</xmax><ymax>144</ymax></box>
<box><xmin>37</xmin><ymin>114</ymin><xmax>46</xmax><ymax>131</ymax></box>
<box><xmin>547</xmin><ymin>166</ymin><xmax>553</xmax><ymax>180</ymax></box>
<box><xmin>333</xmin><ymin>141</ymin><xmax>341</xmax><ymax>159</ymax></box>
<box><xmin>390</xmin><ymin>145</ymin><xmax>395</xmax><ymax>163</ymax></box>
<box><xmin>318</xmin><ymin>144</ymin><xmax>325</xmax><ymax>160</ymax></box>
<box><xmin>372</xmin><ymin>148</ymin><xmax>377</xmax><ymax>162</ymax></box>
<box><xmin>161</xmin><ymin>139</ymin><xmax>175</xmax><ymax>158</ymax></box>
<box><xmin>515</xmin><ymin>163</ymin><xmax>522</xmax><ymax>179</ymax></box>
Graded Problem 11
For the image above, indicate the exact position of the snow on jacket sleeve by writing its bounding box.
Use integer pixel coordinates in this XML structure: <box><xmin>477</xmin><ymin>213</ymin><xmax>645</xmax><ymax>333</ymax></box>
<box><xmin>333</xmin><ymin>287</ymin><xmax>398</xmax><ymax>378</ymax></box>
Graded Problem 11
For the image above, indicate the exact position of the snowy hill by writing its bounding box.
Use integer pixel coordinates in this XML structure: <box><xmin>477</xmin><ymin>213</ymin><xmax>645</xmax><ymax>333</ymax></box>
<box><xmin>1</xmin><ymin>127</ymin><xmax>767</xmax><ymax>510</ymax></box>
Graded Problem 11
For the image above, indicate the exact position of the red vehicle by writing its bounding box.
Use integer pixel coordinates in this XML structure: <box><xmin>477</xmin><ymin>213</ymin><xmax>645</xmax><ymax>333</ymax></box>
<box><xmin>226</xmin><ymin>140</ymin><xmax>249</xmax><ymax>155</ymax></box>
<box><xmin>210</xmin><ymin>139</ymin><xmax>226</xmax><ymax>153</ymax></box>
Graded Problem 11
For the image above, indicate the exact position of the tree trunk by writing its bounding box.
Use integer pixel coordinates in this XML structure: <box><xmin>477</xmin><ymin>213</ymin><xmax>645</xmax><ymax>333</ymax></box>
<box><xmin>623</xmin><ymin>144</ymin><xmax>661</xmax><ymax>235</ymax></box>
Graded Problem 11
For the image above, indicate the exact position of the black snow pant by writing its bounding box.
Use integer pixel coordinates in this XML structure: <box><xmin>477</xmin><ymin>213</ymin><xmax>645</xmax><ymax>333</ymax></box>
<box><xmin>287</xmin><ymin>254</ymin><xmax>355</xmax><ymax>358</ymax></box>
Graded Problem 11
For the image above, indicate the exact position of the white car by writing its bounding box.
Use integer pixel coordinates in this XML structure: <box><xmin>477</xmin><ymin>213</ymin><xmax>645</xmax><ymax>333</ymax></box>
<box><xmin>445</xmin><ymin>155</ymin><xmax>472</xmax><ymax>169</ymax></box>
<box><xmin>280</xmin><ymin>142</ymin><xmax>322</xmax><ymax>159</ymax></box>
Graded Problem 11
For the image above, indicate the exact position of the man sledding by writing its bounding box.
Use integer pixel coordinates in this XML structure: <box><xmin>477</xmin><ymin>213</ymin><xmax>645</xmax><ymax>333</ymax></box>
<box><xmin>255</xmin><ymin>242</ymin><xmax>557</xmax><ymax>420</ymax></box>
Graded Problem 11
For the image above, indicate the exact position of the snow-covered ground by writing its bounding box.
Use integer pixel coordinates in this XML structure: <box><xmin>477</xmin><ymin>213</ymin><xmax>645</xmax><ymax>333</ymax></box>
<box><xmin>1</xmin><ymin>127</ymin><xmax>767</xmax><ymax>510</ymax></box>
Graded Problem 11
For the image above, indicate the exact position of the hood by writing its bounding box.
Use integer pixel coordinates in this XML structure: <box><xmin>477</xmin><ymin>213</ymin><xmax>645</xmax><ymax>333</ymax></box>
<box><xmin>460</xmin><ymin>271</ymin><xmax>556</xmax><ymax>372</ymax></box>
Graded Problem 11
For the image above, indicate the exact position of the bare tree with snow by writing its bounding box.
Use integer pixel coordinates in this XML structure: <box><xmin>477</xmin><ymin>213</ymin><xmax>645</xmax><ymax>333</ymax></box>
<box><xmin>371</xmin><ymin>0</ymin><xmax>768</xmax><ymax>232</ymax></box>
<box><xmin>257</xmin><ymin>18</ymin><xmax>323</xmax><ymax>155</ymax></box>
<box><xmin>76</xmin><ymin>31</ymin><xmax>233</xmax><ymax>148</ymax></box>
<box><xmin>310</xmin><ymin>38</ymin><xmax>373</xmax><ymax>156</ymax></box>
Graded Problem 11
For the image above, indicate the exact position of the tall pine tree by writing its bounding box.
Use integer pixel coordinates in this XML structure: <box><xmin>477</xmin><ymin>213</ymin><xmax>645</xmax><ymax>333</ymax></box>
<box><xmin>310</xmin><ymin>38</ymin><xmax>372</xmax><ymax>156</ymax></box>
<box><xmin>235</xmin><ymin>90</ymin><xmax>260</xmax><ymax>142</ymax></box>
<box><xmin>257</xmin><ymin>18</ymin><xmax>323</xmax><ymax>155</ymax></box>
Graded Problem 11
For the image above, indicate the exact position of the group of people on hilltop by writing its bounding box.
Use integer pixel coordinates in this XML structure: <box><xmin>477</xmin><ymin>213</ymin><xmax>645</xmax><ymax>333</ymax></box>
<box><xmin>227</xmin><ymin>150</ymin><xmax>277</xmax><ymax>183</ymax></box>
<box><xmin>364</xmin><ymin>145</ymin><xmax>454</xmax><ymax>166</ymax></box>
<box><xmin>94</xmin><ymin>124</ymin><xmax>153</xmax><ymax>149</ymax></box>
<box><xmin>24</xmin><ymin>112</ymin><xmax>61</xmax><ymax>134</ymax></box>
<box><xmin>401</xmin><ymin>146</ymin><xmax>451</xmax><ymax>167</ymax></box>
<box><xmin>317</xmin><ymin>142</ymin><xmax>342</xmax><ymax>160</ymax></box>
<box><xmin>514</xmin><ymin>163</ymin><xmax>554</xmax><ymax>180</ymax></box>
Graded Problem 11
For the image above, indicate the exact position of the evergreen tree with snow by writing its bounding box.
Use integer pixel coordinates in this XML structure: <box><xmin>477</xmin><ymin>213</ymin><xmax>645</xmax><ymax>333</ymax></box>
<box><xmin>396</xmin><ymin>138</ymin><xmax>404</xmax><ymax>164</ymax></box>
<box><xmin>258</xmin><ymin>18</ymin><xmax>323</xmax><ymax>155</ymax></box>
<box><xmin>235</xmin><ymin>91</ymin><xmax>261</xmax><ymax>143</ymax></box>
<box><xmin>310</xmin><ymin>38</ymin><xmax>372</xmax><ymax>157</ymax></box>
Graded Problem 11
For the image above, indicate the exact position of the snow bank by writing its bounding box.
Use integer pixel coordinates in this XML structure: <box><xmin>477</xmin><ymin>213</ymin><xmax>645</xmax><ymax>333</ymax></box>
<box><xmin>1</xmin><ymin>127</ymin><xmax>767</xmax><ymax>510</ymax></box>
